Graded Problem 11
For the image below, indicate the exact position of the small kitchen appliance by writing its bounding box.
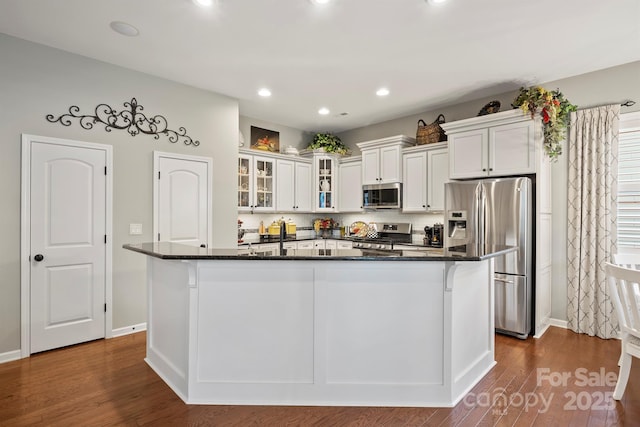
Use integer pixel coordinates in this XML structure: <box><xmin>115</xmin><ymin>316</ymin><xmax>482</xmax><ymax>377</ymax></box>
<box><xmin>362</xmin><ymin>183</ymin><xmax>402</xmax><ymax>209</ymax></box>
<box><xmin>423</xmin><ymin>224</ymin><xmax>444</xmax><ymax>248</ymax></box>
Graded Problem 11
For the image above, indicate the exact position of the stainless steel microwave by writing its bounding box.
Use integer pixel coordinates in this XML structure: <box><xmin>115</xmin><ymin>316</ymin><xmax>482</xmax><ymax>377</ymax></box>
<box><xmin>362</xmin><ymin>183</ymin><xmax>402</xmax><ymax>209</ymax></box>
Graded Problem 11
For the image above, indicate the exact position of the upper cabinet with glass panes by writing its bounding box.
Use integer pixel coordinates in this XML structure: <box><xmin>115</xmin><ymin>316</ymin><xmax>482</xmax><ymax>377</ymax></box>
<box><xmin>237</xmin><ymin>154</ymin><xmax>276</xmax><ymax>212</ymax></box>
<box><xmin>314</xmin><ymin>155</ymin><xmax>338</xmax><ymax>212</ymax></box>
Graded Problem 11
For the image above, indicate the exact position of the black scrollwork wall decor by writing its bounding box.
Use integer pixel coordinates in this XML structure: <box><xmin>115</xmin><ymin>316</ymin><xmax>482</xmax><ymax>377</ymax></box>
<box><xmin>46</xmin><ymin>98</ymin><xmax>200</xmax><ymax>146</ymax></box>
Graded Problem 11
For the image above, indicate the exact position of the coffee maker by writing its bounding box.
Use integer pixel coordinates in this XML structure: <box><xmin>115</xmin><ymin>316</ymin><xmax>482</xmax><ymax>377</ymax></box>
<box><xmin>423</xmin><ymin>223</ymin><xmax>444</xmax><ymax>248</ymax></box>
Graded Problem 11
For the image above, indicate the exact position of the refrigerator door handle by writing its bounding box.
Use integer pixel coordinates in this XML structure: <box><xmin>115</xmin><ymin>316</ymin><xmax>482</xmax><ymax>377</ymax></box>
<box><xmin>476</xmin><ymin>184</ymin><xmax>485</xmax><ymax>246</ymax></box>
<box><xmin>495</xmin><ymin>277</ymin><xmax>515</xmax><ymax>284</ymax></box>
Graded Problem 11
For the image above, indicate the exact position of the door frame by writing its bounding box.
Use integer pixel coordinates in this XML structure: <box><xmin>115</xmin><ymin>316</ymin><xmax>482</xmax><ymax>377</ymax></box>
<box><xmin>20</xmin><ymin>134</ymin><xmax>113</xmax><ymax>358</ymax></box>
<box><xmin>152</xmin><ymin>151</ymin><xmax>213</xmax><ymax>247</ymax></box>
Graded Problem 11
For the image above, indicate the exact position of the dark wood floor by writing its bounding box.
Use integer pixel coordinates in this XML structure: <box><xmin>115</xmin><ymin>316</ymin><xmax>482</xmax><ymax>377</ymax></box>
<box><xmin>1</xmin><ymin>327</ymin><xmax>638</xmax><ymax>426</ymax></box>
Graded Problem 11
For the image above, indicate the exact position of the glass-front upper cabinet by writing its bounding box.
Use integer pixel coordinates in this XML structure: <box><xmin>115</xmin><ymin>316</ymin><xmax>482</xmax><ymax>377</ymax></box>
<box><xmin>238</xmin><ymin>155</ymin><xmax>252</xmax><ymax>210</ymax></box>
<box><xmin>253</xmin><ymin>156</ymin><xmax>275</xmax><ymax>211</ymax></box>
<box><xmin>315</xmin><ymin>156</ymin><xmax>337</xmax><ymax>212</ymax></box>
<box><xmin>238</xmin><ymin>154</ymin><xmax>275</xmax><ymax>212</ymax></box>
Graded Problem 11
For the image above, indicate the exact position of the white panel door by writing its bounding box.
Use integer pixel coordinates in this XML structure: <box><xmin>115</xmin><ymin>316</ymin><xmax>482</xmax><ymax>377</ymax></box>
<box><xmin>338</xmin><ymin>161</ymin><xmax>362</xmax><ymax>212</ymax></box>
<box><xmin>379</xmin><ymin>145</ymin><xmax>401</xmax><ymax>182</ymax></box>
<box><xmin>402</xmin><ymin>151</ymin><xmax>427</xmax><ymax>212</ymax></box>
<box><xmin>30</xmin><ymin>141</ymin><xmax>107</xmax><ymax>353</ymax></box>
<box><xmin>489</xmin><ymin>121</ymin><xmax>535</xmax><ymax>176</ymax></box>
<box><xmin>294</xmin><ymin>161</ymin><xmax>313</xmax><ymax>212</ymax></box>
<box><xmin>448</xmin><ymin>129</ymin><xmax>488</xmax><ymax>179</ymax></box>
<box><xmin>426</xmin><ymin>148</ymin><xmax>449</xmax><ymax>212</ymax></box>
<box><xmin>276</xmin><ymin>159</ymin><xmax>295</xmax><ymax>211</ymax></box>
<box><xmin>361</xmin><ymin>149</ymin><xmax>380</xmax><ymax>184</ymax></box>
<box><xmin>155</xmin><ymin>153</ymin><xmax>211</xmax><ymax>248</ymax></box>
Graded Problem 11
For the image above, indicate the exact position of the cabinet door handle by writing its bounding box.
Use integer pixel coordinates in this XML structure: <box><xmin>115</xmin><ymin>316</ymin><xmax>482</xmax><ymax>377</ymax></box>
<box><xmin>482</xmin><ymin>168</ymin><xmax>487</xmax><ymax>172</ymax></box>
<box><xmin>423</xmin><ymin>205</ymin><xmax>426</xmax><ymax>208</ymax></box>
<box><xmin>427</xmin><ymin>204</ymin><xmax>431</xmax><ymax>208</ymax></box>
<box><xmin>489</xmin><ymin>168</ymin><xmax>493</xmax><ymax>171</ymax></box>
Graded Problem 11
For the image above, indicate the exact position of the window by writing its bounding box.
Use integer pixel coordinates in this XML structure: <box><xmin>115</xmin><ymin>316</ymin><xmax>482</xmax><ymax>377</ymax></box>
<box><xmin>617</xmin><ymin>111</ymin><xmax>640</xmax><ymax>252</ymax></box>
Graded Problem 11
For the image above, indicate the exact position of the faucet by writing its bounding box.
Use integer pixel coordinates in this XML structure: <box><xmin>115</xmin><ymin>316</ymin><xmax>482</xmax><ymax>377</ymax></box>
<box><xmin>279</xmin><ymin>219</ymin><xmax>286</xmax><ymax>253</ymax></box>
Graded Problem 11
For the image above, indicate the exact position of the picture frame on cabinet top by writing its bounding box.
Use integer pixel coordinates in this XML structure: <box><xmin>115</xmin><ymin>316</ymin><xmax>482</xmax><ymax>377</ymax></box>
<box><xmin>250</xmin><ymin>126</ymin><xmax>279</xmax><ymax>153</ymax></box>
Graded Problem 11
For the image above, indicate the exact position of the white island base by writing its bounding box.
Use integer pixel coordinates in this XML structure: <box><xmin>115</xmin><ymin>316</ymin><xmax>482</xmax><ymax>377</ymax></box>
<box><xmin>145</xmin><ymin>257</ymin><xmax>495</xmax><ymax>407</ymax></box>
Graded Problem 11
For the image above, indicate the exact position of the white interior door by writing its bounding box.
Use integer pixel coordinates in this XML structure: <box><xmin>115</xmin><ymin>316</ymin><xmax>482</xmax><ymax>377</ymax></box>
<box><xmin>29</xmin><ymin>140</ymin><xmax>108</xmax><ymax>353</ymax></box>
<box><xmin>154</xmin><ymin>152</ymin><xmax>212</xmax><ymax>248</ymax></box>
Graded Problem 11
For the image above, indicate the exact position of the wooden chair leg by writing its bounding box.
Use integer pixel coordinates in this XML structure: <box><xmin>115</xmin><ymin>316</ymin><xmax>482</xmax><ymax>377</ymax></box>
<box><xmin>613</xmin><ymin>352</ymin><xmax>632</xmax><ymax>400</ymax></box>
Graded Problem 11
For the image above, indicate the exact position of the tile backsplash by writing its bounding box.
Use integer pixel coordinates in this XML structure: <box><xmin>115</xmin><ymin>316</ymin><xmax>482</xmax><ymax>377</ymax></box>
<box><xmin>238</xmin><ymin>211</ymin><xmax>444</xmax><ymax>244</ymax></box>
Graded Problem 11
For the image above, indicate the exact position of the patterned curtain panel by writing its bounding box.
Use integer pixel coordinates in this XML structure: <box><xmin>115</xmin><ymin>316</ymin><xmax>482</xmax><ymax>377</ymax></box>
<box><xmin>567</xmin><ymin>104</ymin><xmax>620</xmax><ymax>339</ymax></box>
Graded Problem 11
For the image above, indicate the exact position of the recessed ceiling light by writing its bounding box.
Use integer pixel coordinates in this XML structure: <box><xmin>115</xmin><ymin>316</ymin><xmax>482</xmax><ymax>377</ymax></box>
<box><xmin>427</xmin><ymin>0</ymin><xmax>447</xmax><ymax>4</ymax></box>
<box><xmin>318</xmin><ymin>107</ymin><xmax>330</xmax><ymax>115</ymax></box>
<box><xmin>310</xmin><ymin>0</ymin><xmax>331</xmax><ymax>4</ymax></box>
<box><xmin>193</xmin><ymin>0</ymin><xmax>214</xmax><ymax>7</ymax></box>
<box><xmin>258</xmin><ymin>88</ymin><xmax>272</xmax><ymax>97</ymax></box>
<box><xmin>109</xmin><ymin>21</ymin><xmax>139</xmax><ymax>37</ymax></box>
<box><xmin>376</xmin><ymin>88</ymin><xmax>390</xmax><ymax>97</ymax></box>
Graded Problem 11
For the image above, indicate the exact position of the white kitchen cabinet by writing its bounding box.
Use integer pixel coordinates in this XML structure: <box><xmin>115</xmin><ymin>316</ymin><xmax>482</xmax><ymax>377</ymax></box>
<box><xmin>325</xmin><ymin>240</ymin><xmax>337</xmax><ymax>250</ymax></box>
<box><xmin>237</xmin><ymin>154</ymin><xmax>253</xmax><ymax>211</ymax></box>
<box><xmin>251</xmin><ymin>243</ymin><xmax>279</xmax><ymax>256</ymax></box>
<box><xmin>337</xmin><ymin>240</ymin><xmax>353</xmax><ymax>249</ymax></box>
<box><xmin>282</xmin><ymin>241</ymin><xmax>297</xmax><ymax>250</ymax></box>
<box><xmin>402</xmin><ymin>143</ymin><xmax>448</xmax><ymax>213</ymax></box>
<box><xmin>338</xmin><ymin>157</ymin><xmax>363</xmax><ymax>212</ymax></box>
<box><xmin>443</xmin><ymin>110</ymin><xmax>536</xmax><ymax>179</ymax></box>
<box><xmin>297</xmin><ymin>240</ymin><xmax>314</xmax><ymax>249</ymax></box>
<box><xmin>253</xmin><ymin>156</ymin><xmax>276</xmax><ymax>211</ymax></box>
<box><xmin>357</xmin><ymin>135</ymin><xmax>415</xmax><ymax>184</ymax></box>
<box><xmin>313</xmin><ymin>239</ymin><xmax>325</xmax><ymax>249</ymax></box>
<box><xmin>276</xmin><ymin>159</ymin><xmax>312</xmax><ymax>212</ymax></box>
<box><xmin>238</xmin><ymin>154</ymin><xmax>276</xmax><ymax>212</ymax></box>
<box><xmin>312</xmin><ymin>155</ymin><xmax>338</xmax><ymax>212</ymax></box>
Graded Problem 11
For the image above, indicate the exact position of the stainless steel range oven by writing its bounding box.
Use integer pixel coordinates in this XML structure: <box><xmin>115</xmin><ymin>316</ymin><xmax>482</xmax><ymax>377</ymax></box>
<box><xmin>346</xmin><ymin>222</ymin><xmax>412</xmax><ymax>250</ymax></box>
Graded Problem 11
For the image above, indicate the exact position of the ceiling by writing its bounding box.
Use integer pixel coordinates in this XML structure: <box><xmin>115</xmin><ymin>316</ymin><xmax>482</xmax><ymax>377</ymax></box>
<box><xmin>1</xmin><ymin>0</ymin><xmax>639</xmax><ymax>133</ymax></box>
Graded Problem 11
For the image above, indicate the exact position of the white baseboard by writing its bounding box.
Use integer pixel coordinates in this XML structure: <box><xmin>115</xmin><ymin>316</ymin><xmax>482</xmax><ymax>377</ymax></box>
<box><xmin>0</xmin><ymin>349</ymin><xmax>22</xmax><ymax>364</ymax></box>
<box><xmin>549</xmin><ymin>318</ymin><xmax>568</xmax><ymax>329</ymax></box>
<box><xmin>533</xmin><ymin>322</ymin><xmax>552</xmax><ymax>339</ymax></box>
<box><xmin>1</xmin><ymin>325</ymin><xmax>147</xmax><ymax>365</ymax></box>
<box><xmin>112</xmin><ymin>323</ymin><xmax>147</xmax><ymax>338</ymax></box>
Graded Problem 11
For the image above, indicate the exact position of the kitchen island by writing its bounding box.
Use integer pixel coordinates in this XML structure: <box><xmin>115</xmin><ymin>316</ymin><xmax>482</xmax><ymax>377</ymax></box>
<box><xmin>124</xmin><ymin>242</ymin><xmax>515</xmax><ymax>407</ymax></box>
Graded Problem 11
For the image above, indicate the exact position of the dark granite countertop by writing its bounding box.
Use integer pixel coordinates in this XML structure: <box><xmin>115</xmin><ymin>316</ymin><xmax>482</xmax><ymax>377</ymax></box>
<box><xmin>123</xmin><ymin>242</ymin><xmax>516</xmax><ymax>262</ymax></box>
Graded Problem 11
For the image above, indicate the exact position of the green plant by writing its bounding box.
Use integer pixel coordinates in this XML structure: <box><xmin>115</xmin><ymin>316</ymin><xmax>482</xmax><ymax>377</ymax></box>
<box><xmin>308</xmin><ymin>132</ymin><xmax>350</xmax><ymax>155</ymax></box>
<box><xmin>511</xmin><ymin>86</ymin><xmax>577</xmax><ymax>162</ymax></box>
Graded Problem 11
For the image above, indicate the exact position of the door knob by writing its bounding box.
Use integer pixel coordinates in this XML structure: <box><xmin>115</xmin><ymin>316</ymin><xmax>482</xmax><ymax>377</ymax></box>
<box><xmin>33</xmin><ymin>254</ymin><xmax>44</xmax><ymax>262</ymax></box>
<box><xmin>200</xmin><ymin>244</ymin><xmax>206</xmax><ymax>248</ymax></box>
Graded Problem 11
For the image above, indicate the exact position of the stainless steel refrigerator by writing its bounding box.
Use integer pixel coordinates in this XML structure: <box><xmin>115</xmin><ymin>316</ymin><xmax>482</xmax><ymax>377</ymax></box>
<box><xmin>444</xmin><ymin>177</ymin><xmax>532</xmax><ymax>339</ymax></box>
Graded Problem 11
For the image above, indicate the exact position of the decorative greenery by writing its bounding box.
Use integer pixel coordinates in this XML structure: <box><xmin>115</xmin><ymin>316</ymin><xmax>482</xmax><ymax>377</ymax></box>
<box><xmin>308</xmin><ymin>132</ymin><xmax>350</xmax><ymax>155</ymax></box>
<box><xmin>511</xmin><ymin>86</ymin><xmax>577</xmax><ymax>161</ymax></box>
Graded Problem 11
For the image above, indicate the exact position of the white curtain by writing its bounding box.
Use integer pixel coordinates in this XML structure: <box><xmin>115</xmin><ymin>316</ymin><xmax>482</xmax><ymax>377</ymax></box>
<box><xmin>567</xmin><ymin>104</ymin><xmax>620</xmax><ymax>339</ymax></box>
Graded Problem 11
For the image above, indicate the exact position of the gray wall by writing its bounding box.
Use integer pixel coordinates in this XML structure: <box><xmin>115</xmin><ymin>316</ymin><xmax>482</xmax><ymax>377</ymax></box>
<box><xmin>339</xmin><ymin>61</ymin><xmax>640</xmax><ymax>322</ymax></box>
<box><xmin>0</xmin><ymin>34</ymin><xmax>238</xmax><ymax>354</ymax></box>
